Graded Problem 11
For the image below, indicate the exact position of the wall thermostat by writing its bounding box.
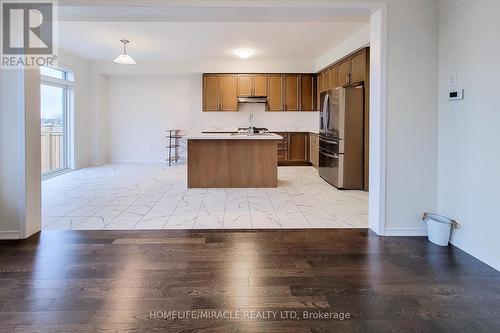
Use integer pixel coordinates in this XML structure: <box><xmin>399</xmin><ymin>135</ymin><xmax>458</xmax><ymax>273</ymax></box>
<box><xmin>448</xmin><ymin>89</ymin><xmax>464</xmax><ymax>101</ymax></box>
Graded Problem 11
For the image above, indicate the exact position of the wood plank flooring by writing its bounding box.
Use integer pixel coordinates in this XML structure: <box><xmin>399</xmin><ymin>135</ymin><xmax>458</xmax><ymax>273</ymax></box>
<box><xmin>0</xmin><ymin>229</ymin><xmax>499</xmax><ymax>332</ymax></box>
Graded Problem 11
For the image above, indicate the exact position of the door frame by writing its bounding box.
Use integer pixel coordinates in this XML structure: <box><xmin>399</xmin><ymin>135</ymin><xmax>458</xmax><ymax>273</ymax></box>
<box><xmin>12</xmin><ymin>1</ymin><xmax>390</xmax><ymax>238</ymax></box>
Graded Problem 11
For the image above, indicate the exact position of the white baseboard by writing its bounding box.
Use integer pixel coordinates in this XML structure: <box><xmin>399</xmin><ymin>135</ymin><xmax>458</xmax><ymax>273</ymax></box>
<box><xmin>384</xmin><ymin>228</ymin><xmax>428</xmax><ymax>237</ymax></box>
<box><xmin>0</xmin><ymin>231</ymin><xmax>20</xmax><ymax>240</ymax></box>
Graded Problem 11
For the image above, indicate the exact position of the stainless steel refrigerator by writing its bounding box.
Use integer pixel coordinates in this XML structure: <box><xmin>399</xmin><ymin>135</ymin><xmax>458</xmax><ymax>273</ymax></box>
<box><xmin>319</xmin><ymin>85</ymin><xmax>364</xmax><ymax>190</ymax></box>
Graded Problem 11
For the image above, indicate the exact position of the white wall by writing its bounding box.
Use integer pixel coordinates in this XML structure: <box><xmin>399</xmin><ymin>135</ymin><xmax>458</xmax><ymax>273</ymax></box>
<box><xmin>315</xmin><ymin>24</ymin><xmax>370</xmax><ymax>72</ymax></box>
<box><xmin>0</xmin><ymin>68</ymin><xmax>41</xmax><ymax>239</ymax></box>
<box><xmin>382</xmin><ymin>0</ymin><xmax>439</xmax><ymax>235</ymax></box>
<box><xmin>0</xmin><ymin>69</ymin><xmax>24</xmax><ymax>238</ymax></box>
<box><xmin>57</xmin><ymin>50</ymin><xmax>92</xmax><ymax>169</ymax></box>
<box><xmin>438</xmin><ymin>0</ymin><xmax>500</xmax><ymax>271</ymax></box>
<box><xmin>107</xmin><ymin>75</ymin><xmax>318</xmax><ymax>162</ymax></box>
<box><xmin>89</xmin><ymin>69</ymin><xmax>109</xmax><ymax>166</ymax></box>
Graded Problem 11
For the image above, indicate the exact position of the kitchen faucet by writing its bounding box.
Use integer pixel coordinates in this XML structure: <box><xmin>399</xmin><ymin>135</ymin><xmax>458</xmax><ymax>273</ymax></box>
<box><xmin>249</xmin><ymin>114</ymin><xmax>255</xmax><ymax>135</ymax></box>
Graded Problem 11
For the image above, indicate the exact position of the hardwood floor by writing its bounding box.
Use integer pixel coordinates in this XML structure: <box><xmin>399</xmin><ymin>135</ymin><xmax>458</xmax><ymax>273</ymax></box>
<box><xmin>0</xmin><ymin>229</ymin><xmax>499</xmax><ymax>332</ymax></box>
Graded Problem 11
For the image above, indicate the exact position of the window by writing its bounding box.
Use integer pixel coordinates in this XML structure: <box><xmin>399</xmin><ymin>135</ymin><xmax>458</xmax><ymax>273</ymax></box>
<box><xmin>40</xmin><ymin>66</ymin><xmax>74</xmax><ymax>177</ymax></box>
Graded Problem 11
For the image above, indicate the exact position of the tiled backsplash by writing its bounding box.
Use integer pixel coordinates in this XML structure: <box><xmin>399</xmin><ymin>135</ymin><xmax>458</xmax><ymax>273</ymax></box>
<box><xmin>197</xmin><ymin>103</ymin><xmax>319</xmax><ymax>133</ymax></box>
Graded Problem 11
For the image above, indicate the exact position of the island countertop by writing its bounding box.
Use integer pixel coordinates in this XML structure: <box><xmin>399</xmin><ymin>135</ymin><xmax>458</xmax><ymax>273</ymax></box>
<box><xmin>185</xmin><ymin>133</ymin><xmax>283</xmax><ymax>140</ymax></box>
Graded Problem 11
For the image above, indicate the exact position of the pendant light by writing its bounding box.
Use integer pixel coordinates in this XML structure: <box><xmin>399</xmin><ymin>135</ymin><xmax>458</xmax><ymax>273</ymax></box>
<box><xmin>113</xmin><ymin>39</ymin><xmax>136</xmax><ymax>65</ymax></box>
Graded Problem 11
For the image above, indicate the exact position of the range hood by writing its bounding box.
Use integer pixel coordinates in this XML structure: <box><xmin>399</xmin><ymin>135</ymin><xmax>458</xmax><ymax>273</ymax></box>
<box><xmin>238</xmin><ymin>97</ymin><xmax>267</xmax><ymax>103</ymax></box>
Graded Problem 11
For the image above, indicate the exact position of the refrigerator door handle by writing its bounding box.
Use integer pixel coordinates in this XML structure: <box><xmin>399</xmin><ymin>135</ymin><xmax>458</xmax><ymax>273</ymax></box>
<box><xmin>322</xmin><ymin>94</ymin><xmax>330</xmax><ymax>132</ymax></box>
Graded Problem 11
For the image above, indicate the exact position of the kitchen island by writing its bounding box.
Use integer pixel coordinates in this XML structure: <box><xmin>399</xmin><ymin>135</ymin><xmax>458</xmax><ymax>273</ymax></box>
<box><xmin>186</xmin><ymin>133</ymin><xmax>282</xmax><ymax>188</ymax></box>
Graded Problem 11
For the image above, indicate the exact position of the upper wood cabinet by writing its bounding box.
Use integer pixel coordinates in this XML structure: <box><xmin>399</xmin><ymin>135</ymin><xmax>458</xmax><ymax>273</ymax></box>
<box><xmin>267</xmin><ymin>75</ymin><xmax>283</xmax><ymax>112</ymax></box>
<box><xmin>203</xmin><ymin>73</ymin><xmax>317</xmax><ymax>112</ymax></box>
<box><xmin>237</xmin><ymin>74</ymin><xmax>253</xmax><ymax>97</ymax></box>
<box><xmin>203</xmin><ymin>74</ymin><xmax>238</xmax><ymax>112</ymax></box>
<box><xmin>300</xmin><ymin>74</ymin><xmax>316</xmax><ymax>111</ymax></box>
<box><xmin>350</xmin><ymin>50</ymin><xmax>367</xmax><ymax>84</ymax></box>
<box><xmin>327</xmin><ymin>66</ymin><xmax>338</xmax><ymax>90</ymax></box>
<box><xmin>337</xmin><ymin>48</ymin><xmax>368</xmax><ymax>86</ymax></box>
<box><xmin>220</xmin><ymin>74</ymin><xmax>238</xmax><ymax>111</ymax></box>
<box><xmin>337</xmin><ymin>59</ymin><xmax>351</xmax><ymax>86</ymax></box>
<box><xmin>253</xmin><ymin>75</ymin><xmax>268</xmax><ymax>97</ymax></box>
<box><xmin>238</xmin><ymin>74</ymin><xmax>268</xmax><ymax>97</ymax></box>
<box><xmin>319</xmin><ymin>71</ymin><xmax>327</xmax><ymax>92</ymax></box>
<box><xmin>203</xmin><ymin>74</ymin><xmax>220</xmax><ymax>112</ymax></box>
<box><xmin>284</xmin><ymin>75</ymin><xmax>299</xmax><ymax>111</ymax></box>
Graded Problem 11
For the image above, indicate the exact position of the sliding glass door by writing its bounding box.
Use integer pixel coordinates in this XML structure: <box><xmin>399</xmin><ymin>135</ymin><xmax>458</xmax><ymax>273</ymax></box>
<box><xmin>40</xmin><ymin>66</ymin><xmax>73</xmax><ymax>177</ymax></box>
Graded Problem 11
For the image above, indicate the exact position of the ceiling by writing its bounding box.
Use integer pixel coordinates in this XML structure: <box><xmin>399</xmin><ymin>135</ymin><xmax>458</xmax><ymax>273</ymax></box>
<box><xmin>59</xmin><ymin>21</ymin><xmax>368</xmax><ymax>63</ymax></box>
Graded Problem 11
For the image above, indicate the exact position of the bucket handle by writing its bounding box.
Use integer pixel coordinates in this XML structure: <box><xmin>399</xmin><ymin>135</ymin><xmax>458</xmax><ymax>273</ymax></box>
<box><xmin>422</xmin><ymin>213</ymin><xmax>459</xmax><ymax>229</ymax></box>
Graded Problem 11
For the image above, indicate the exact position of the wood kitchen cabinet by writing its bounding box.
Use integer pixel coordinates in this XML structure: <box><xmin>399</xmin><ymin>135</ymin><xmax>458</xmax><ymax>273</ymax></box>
<box><xmin>275</xmin><ymin>132</ymin><xmax>310</xmax><ymax>166</ymax></box>
<box><xmin>203</xmin><ymin>73</ymin><xmax>317</xmax><ymax>112</ymax></box>
<box><xmin>337</xmin><ymin>59</ymin><xmax>351</xmax><ymax>86</ymax></box>
<box><xmin>203</xmin><ymin>74</ymin><xmax>238</xmax><ymax>112</ymax></box>
<box><xmin>267</xmin><ymin>75</ymin><xmax>283</xmax><ymax>111</ymax></box>
<box><xmin>237</xmin><ymin>74</ymin><xmax>253</xmax><ymax>97</ymax></box>
<box><xmin>238</xmin><ymin>74</ymin><xmax>268</xmax><ymax>97</ymax></box>
<box><xmin>253</xmin><ymin>74</ymin><xmax>268</xmax><ymax>97</ymax></box>
<box><xmin>268</xmin><ymin>74</ymin><xmax>315</xmax><ymax>112</ymax></box>
<box><xmin>289</xmin><ymin>132</ymin><xmax>309</xmax><ymax>163</ymax></box>
<box><xmin>327</xmin><ymin>66</ymin><xmax>338</xmax><ymax>89</ymax></box>
<box><xmin>220</xmin><ymin>74</ymin><xmax>238</xmax><ymax>111</ymax></box>
<box><xmin>350</xmin><ymin>50</ymin><xmax>367</xmax><ymax>84</ymax></box>
<box><xmin>300</xmin><ymin>74</ymin><xmax>316</xmax><ymax>111</ymax></box>
<box><xmin>203</xmin><ymin>74</ymin><xmax>220</xmax><ymax>112</ymax></box>
<box><xmin>337</xmin><ymin>48</ymin><xmax>368</xmax><ymax>86</ymax></box>
<box><xmin>275</xmin><ymin>132</ymin><xmax>289</xmax><ymax>162</ymax></box>
<box><xmin>284</xmin><ymin>75</ymin><xmax>299</xmax><ymax>111</ymax></box>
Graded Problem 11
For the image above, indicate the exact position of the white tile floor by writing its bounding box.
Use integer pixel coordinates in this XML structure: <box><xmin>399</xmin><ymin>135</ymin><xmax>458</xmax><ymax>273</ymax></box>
<box><xmin>42</xmin><ymin>164</ymin><xmax>368</xmax><ymax>230</ymax></box>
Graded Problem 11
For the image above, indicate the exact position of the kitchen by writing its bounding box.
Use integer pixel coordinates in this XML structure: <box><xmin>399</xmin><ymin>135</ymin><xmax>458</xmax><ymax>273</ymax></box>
<box><xmin>39</xmin><ymin>20</ymin><xmax>371</xmax><ymax>230</ymax></box>
<box><xmin>187</xmin><ymin>47</ymin><xmax>369</xmax><ymax>191</ymax></box>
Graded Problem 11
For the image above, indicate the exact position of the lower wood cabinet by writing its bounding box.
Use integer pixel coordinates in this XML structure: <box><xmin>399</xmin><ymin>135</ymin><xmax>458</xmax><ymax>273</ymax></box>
<box><xmin>275</xmin><ymin>132</ymin><xmax>289</xmax><ymax>162</ymax></box>
<box><xmin>289</xmin><ymin>132</ymin><xmax>309</xmax><ymax>162</ymax></box>
<box><xmin>275</xmin><ymin>132</ymin><xmax>310</xmax><ymax>166</ymax></box>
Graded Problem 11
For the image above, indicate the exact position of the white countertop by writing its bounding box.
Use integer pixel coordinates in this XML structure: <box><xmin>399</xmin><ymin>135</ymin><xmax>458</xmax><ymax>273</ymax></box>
<box><xmin>200</xmin><ymin>129</ymin><xmax>319</xmax><ymax>134</ymax></box>
<box><xmin>186</xmin><ymin>133</ymin><xmax>283</xmax><ymax>140</ymax></box>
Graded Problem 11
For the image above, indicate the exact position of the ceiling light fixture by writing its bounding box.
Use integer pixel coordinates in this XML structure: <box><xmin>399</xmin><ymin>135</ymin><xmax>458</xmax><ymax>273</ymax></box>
<box><xmin>234</xmin><ymin>49</ymin><xmax>253</xmax><ymax>59</ymax></box>
<box><xmin>113</xmin><ymin>39</ymin><xmax>136</xmax><ymax>65</ymax></box>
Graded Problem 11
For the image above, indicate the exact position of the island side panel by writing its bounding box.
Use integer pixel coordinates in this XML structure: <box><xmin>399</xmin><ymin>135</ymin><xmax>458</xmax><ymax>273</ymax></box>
<box><xmin>188</xmin><ymin>139</ymin><xmax>278</xmax><ymax>188</ymax></box>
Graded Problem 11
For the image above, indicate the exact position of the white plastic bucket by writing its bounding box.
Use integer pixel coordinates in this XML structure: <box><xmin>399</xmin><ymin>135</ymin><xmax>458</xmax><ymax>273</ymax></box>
<box><xmin>423</xmin><ymin>213</ymin><xmax>456</xmax><ymax>246</ymax></box>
